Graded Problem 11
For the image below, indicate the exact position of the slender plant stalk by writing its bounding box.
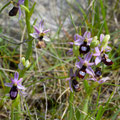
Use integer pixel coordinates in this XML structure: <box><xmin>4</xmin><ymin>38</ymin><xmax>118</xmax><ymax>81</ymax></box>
<box><xmin>11</xmin><ymin>104</ymin><xmax>14</xmax><ymax>120</ymax></box>
<box><xmin>24</xmin><ymin>0</ymin><xmax>33</xmax><ymax>60</ymax></box>
<box><xmin>68</xmin><ymin>92</ymin><xmax>74</xmax><ymax>120</ymax></box>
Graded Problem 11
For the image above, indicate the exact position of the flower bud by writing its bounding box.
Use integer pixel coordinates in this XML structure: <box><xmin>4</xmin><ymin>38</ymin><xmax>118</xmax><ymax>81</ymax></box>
<box><xmin>90</xmin><ymin>36</ymin><xmax>100</xmax><ymax>48</ymax></box>
<box><xmin>21</xmin><ymin>57</ymin><xmax>26</xmax><ymax>66</ymax></box>
<box><xmin>25</xmin><ymin>60</ymin><xmax>31</xmax><ymax>68</ymax></box>
<box><xmin>101</xmin><ymin>35</ymin><xmax>110</xmax><ymax>50</ymax></box>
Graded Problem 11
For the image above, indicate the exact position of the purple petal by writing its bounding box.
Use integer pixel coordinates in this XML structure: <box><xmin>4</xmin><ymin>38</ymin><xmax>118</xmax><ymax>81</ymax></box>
<box><xmin>95</xmin><ymin>47</ymin><xmax>100</xmax><ymax>54</ymax></box>
<box><xmin>18</xmin><ymin>0</ymin><xmax>24</xmax><ymax>5</ymax></box>
<box><xmin>75</xmin><ymin>61</ymin><xmax>82</xmax><ymax>69</ymax></box>
<box><xmin>101</xmin><ymin>47</ymin><xmax>104</xmax><ymax>52</ymax></box>
<box><xmin>14</xmin><ymin>72</ymin><xmax>19</xmax><ymax>81</ymax></box>
<box><xmin>93</xmin><ymin>53</ymin><xmax>100</xmax><ymax>56</ymax></box>
<box><xmin>106</xmin><ymin>46</ymin><xmax>111</xmax><ymax>51</ymax></box>
<box><xmin>66</xmin><ymin>78</ymin><xmax>71</xmax><ymax>81</ymax></box>
<box><xmin>18</xmin><ymin>7</ymin><xmax>21</xmax><ymax>20</ymax></box>
<box><xmin>11</xmin><ymin>78</ymin><xmax>15</xmax><ymax>84</ymax></box>
<box><xmin>69</xmin><ymin>42</ymin><xmax>74</xmax><ymax>45</ymax></box>
<box><xmin>18</xmin><ymin>63</ymin><xmax>24</xmax><ymax>70</ymax></box>
<box><xmin>43</xmin><ymin>36</ymin><xmax>50</xmax><ymax>41</ymax></box>
<box><xmin>43</xmin><ymin>29</ymin><xmax>50</xmax><ymax>33</ymax></box>
<box><xmin>83</xmin><ymin>31</ymin><xmax>91</xmax><ymax>38</ymax></box>
<box><xmin>100</xmin><ymin>34</ymin><xmax>104</xmax><ymax>42</ymax></box>
<box><xmin>85</xmin><ymin>52</ymin><xmax>92</xmax><ymax>62</ymax></box>
<box><xmin>67</xmin><ymin>48</ymin><xmax>73</xmax><ymax>55</ymax></box>
<box><xmin>39</xmin><ymin>20</ymin><xmax>44</xmax><ymax>33</ymax></box>
<box><xmin>98</xmin><ymin>77</ymin><xmax>109</xmax><ymax>84</ymax></box>
<box><xmin>34</xmin><ymin>26</ymin><xmax>40</xmax><ymax>34</ymax></box>
<box><xmin>78</xmin><ymin>57</ymin><xmax>84</xmax><ymax>65</ymax></box>
<box><xmin>17</xmin><ymin>84</ymin><xmax>26</xmax><ymax>90</ymax></box>
<box><xmin>87</xmin><ymin>62</ymin><xmax>94</xmax><ymax>66</ymax></box>
<box><xmin>17</xmin><ymin>78</ymin><xmax>23</xmax><ymax>84</ymax></box>
<box><xmin>88</xmin><ymin>78</ymin><xmax>96</xmax><ymax>81</ymax></box>
<box><xmin>86</xmin><ymin>68</ymin><xmax>94</xmax><ymax>76</ymax></box>
<box><xmin>74</xmin><ymin>34</ymin><xmax>83</xmax><ymax>41</ymax></box>
<box><xmin>74</xmin><ymin>39</ymin><xmax>83</xmax><ymax>46</ymax></box>
<box><xmin>69</xmin><ymin>68</ymin><xmax>74</xmax><ymax>77</ymax></box>
<box><xmin>95</xmin><ymin>56</ymin><xmax>102</xmax><ymax>65</ymax></box>
<box><xmin>4</xmin><ymin>83</ymin><xmax>13</xmax><ymax>87</ymax></box>
<box><xmin>88</xmin><ymin>66</ymin><xmax>94</xmax><ymax>74</ymax></box>
<box><xmin>69</xmin><ymin>80</ymin><xmax>73</xmax><ymax>92</ymax></box>
<box><xmin>87</xmin><ymin>38</ymin><xmax>93</xmax><ymax>45</ymax></box>
<box><xmin>86</xmin><ymin>32</ymin><xmax>91</xmax><ymax>38</ymax></box>
<box><xmin>30</xmin><ymin>33</ymin><xmax>39</xmax><ymax>39</ymax></box>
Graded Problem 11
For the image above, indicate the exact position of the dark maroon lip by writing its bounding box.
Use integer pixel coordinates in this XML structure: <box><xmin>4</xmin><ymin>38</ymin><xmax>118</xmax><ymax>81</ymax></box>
<box><xmin>9</xmin><ymin>86</ymin><xmax>18</xmax><ymax>100</ymax></box>
<box><xmin>95</xmin><ymin>67</ymin><xmax>102</xmax><ymax>77</ymax></box>
<box><xmin>102</xmin><ymin>59</ymin><xmax>113</xmax><ymax>66</ymax></box>
<box><xmin>102</xmin><ymin>54</ymin><xmax>113</xmax><ymax>66</ymax></box>
<box><xmin>72</xmin><ymin>79</ymin><xmax>80</xmax><ymax>92</ymax></box>
<box><xmin>79</xmin><ymin>44</ymin><xmax>90</xmax><ymax>54</ymax></box>
<box><xmin>9</xmin><ymin>7</ymin><xmax>19</xmax><ymax>16</ymax></box>
<box><xmin>76</xmin><ymin>65</ymin><xmax>87</xmax><ymax>79</ymax></box>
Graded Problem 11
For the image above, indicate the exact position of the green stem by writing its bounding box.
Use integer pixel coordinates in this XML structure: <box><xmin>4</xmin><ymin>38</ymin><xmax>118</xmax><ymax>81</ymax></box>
<box><xmin>0</xmin><ymin>1</ymin><xmax>11</xmax><ymax>13</ymax></box>
<box><xmin>68</xmin><ymin>92</ymin><xmax>74</xmax><ymax>120</ymax></box>
<box><xmin>11</xmin><ymin>104</ymin><xmax>14</xmax><ymax>120</ymax></box>
<box><xmin>24</xmin><ymin>0</ymin><xmax>33</xmax><ymax>60</ymax></box>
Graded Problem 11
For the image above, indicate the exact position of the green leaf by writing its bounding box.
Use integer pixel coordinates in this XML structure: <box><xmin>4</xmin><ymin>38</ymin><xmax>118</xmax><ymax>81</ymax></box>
<box><xmin>20</xmin><ymin>5</ymin><xmax>30</xmax><ymax>13</ymax></box>
<box><xmin>68</xmin><ymin>92</ymin><xmax>74</xmax><ymax>120</ymax></box>
<box><xmin>83</xmin><ymin>80</ymin><xmax>90</xmax><ymax>95</ymax></box>
<box><xmin>95</xmin><ymin>105</ymin><xmax>103</xmax><ymax>120</ymax></box>
<box><xmin>99</xmin><ymin>0</ymin><xmax>109</xmax><ymax>33</ymax></box>
<box><xmin>0</xmin><ymin>1</ymin><xmax>11</xmax><ymax>13</ymax></box>
<box><xmin>0</xmin><ymin>38</ymin><xmax>3</xmax><ymax>42</ymax></box>
<box><xmin>29</xmin><ymin>2</ymin><xmax>36</xmax><ymax>18</ymax></box>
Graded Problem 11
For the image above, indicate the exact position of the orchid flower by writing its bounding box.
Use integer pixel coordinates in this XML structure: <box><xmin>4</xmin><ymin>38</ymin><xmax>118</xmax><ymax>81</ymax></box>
<box><xmin>30</xmin><ymin>20</ymin><xmax>50</xmax><ymax>42</ymax></box>
<box><xmin>69</xmin><ymin>31</ymin><xmax>93</xmax><ymax>54</ymax></box>
<box><xmin>93</xmin><ymin>47</ymin><xmax>113</xmax><ymax>66</ymax></box>
<box><xmin>66</xmin><ymin>68</ymin><xmax>80</xmax><ymax>92</ymax></box>
<box><xmin>9</xmin><ymin>0</ymin><xmax>24</xmax><ymax>19</ymax></box>
<box><xmin>5</xmin><ymin>72</ymin><xmax>25</xmax><ymax>100</ymax></box>
<box><xmin>75</xmin><ymin>52</ymin><xmax>94</xmax><ymax>77</ymax></box>
<box><xmin>88</xmin><ymin>69</ymin><xmax>109</xmax><ymax>84</ymax></box>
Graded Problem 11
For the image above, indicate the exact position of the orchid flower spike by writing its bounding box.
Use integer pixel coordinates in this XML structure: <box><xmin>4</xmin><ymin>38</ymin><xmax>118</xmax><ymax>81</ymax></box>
<box><xmin>75</xmin><ymin>52</ymin><xmax>94</xmax><ymax>78</ymax></box>
<box><xmin>9</xmin><ymin>0</ymin><xmax>24</xmax><ymax>19</ymax></box>
<box><xmin>69</xmin><ymin>31</ymin><xmax>93</xmax><ymax>54</ymax></box>
<box><xmin>5</xmin><ymin>72</ymin><xmax>25</xmax><ymax>100</ymax></box>
<box><xmin>66</xmin><ymin>68</ymin><xmax>80</xmax><ymax>92</ymax></box>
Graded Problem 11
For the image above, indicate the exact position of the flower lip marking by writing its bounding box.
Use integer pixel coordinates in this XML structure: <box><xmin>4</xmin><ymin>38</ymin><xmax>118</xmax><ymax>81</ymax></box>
<box><xmin>77</xmin><ymin>66</ymin><xmax>86</xmax><ymax>79</ymax></box>
<box><xmin>38</xmin><ymin>35</ymin><xmax>44</xmax><ymax>41</ymax></box>
<box><xmin>79</xmin><ymin>42</ymin><xmax>90</xmax><ymax>54</ymax></box>
<box><xmin>102</xmin><ymin>54</ymin><xmax>113</xmax><ymax>66</ymax></box>
<box><xmin>10</xmin><ymin>85</ymin><xmax>18</xmax><ymax>100</ymax></box>
<box><xmin>95</xmin><ymin>67</ymin><xmax>102</xmax><ymax>77</ymax></box>
<box><xmin>71</xmin><ymin>78</ymin><xmax>81</xmax><ymax>92</ymax></box>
